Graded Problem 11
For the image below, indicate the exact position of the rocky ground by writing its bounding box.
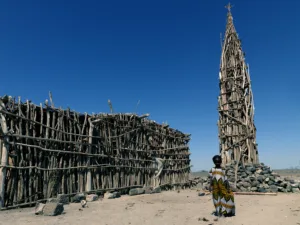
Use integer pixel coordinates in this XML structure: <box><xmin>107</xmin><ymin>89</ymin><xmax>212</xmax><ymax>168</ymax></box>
<box><xmin>0</xmin><ymin>189</ymin><xmax>300</xmax><ymax>225</ymax></box>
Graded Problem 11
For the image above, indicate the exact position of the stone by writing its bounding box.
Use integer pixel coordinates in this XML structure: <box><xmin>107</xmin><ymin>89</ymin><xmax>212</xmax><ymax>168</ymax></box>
<box><xmin>269</xmin><ymin>176</ymin><xmax>275</xmax><ymax>181</ymax></box>
<box><xmin>244</xmin><ymin>177</ymin><xmax>251</xmax><ymax>182</ymax></box>
<box><xmin>245</xmin><ymin>171</ymin><xmax>252</xmax><ymax>175</ymax></box>
<box><xmin>277</xmin><ymin>187</ymin><xmax>284</xmax><ymax>192</ymax></box>
<box><xmin>257</xmin><ymin>176</ymin><xmax>264</xmax><ymax>183</ymax></box>
<box><xmin>72</xmin><ymin>193</ymin><xmax>86</xmax><ymax>203</ymax></box>
<box><xmin>246</xmin><ymin>166</ymin><xmax>256</xmax><ymax>173</ymax></box>
<box><xmin>241</xmin><ymin>182</ymin><xmax>251</xmax><ymax>188</ymax></box>
<box><xmin>269</xmin><ymin>185</ymin><xmax>278</xmax><ymax>193</ymax></box>
<box><xmin>292</xmin><ymin>188</ymin><xmax>300</xmax><ymax>193</ymax></box>
<box><xmin>43</xmin><ymin>202</ymin><xmax>64</xmax><ymax>216</ymax></box>
<box><xmin>227</xmin><ymin>172</ymin><xmax>234</xmax><ymax>177</ymax></box>
<box><xmin>198</xmin><ymin>192</ymin><xmax>205</xmax><ymax>196</ymax></box>
<box><xmin>240</xmin><ymin>187</ymin><xmax>247</xmax><ymax>192</ymax></box>
<box><xmin>291</xmin><ymin>183</ymin><xmax>299</xmax><ymax>188</ymax></box>
<box><xmin>35</xmin><ymin>203</ymin><xmax>45</xmax><ymax>215</ymax></box>
<box><xmin>129</xmin><ymin>188</ymin><xmax>145</xmax><ymax>196</ymax></box>
<box><xmin>47</xmin><ymin>198</ymin><xmax>59</xmax><ymax>203</ymax></box>
<box><xmin>57</xmin><ymin>194</ymin><xmax>69</xmax><ymax>205</ymax></box>
<box><xmin>258</xmin><ymin>188</ymin><xmax>266</xmax><ymax>193</ymax></box>
<box><xmin>105</xmin><ymin>191</ymin><xmax>121</xmax><ymax>199</ymax></box>
<box><xmin>230</xmin><ymin>186</ymin><xmax>238</xmax><ymax>192</ymax></box>
<box><xmin>250</xmin><ymin>187</ymin><xmax>258</xmax><ymax>191</ymax></box>
<box><xmin>255</xmin><ymin>169</ymin><xmax>263</xmax><ymax>175</ymax></box>
<box><xmin>275</xmin><ymin>178</ymin><xmax>283</xmax><ymax>183</ymax></box>
<box><xmin>240</xmin><ymin>173</ymin><xmax>248</xmax><ymax>178</ymax></box>
<box><xmin>151</xmin><ymin>187</ymin><xmax>162</xmax><ymax>194</ymax></box>
<box><xmin>251</xmin><ymin>181</ymin><xmax>259</xmax><ymax>187</ymax></box>
<box><xmin>86</xmin><ymin>194</ymin><xmax>99</xmax><ymax>202</ymax></box>
<box><xmin>268</xmin><ymin>180</ymin><xmax>275</xmax><ymax>186</ymax></box>
<box><xmin>203</xmin><ymin>162</ymin><xmax>300</xmax><ymax>194</ymax></box>
<box><xmin>280</xmin><ymin>182</ymin><xmax>288</xmax><ymax>188</ymax></box>
<box><xmin>229</xmin><ymin>177</ymin><xmax>235</xmax><ymax>182</ymax></box>
<box><xmin>143</xmin><ymin>186</ymin><xmax>153</xmax><ymax>194</ymax></box>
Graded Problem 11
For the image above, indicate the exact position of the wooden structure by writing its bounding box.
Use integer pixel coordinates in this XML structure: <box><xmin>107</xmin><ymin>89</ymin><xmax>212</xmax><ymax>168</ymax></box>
<box><xmin>218</xmin><ymin>3</ymin><xmax>258</xmax><ymax>165</ymax></box>
<box><xmin>0</xmin><ymin>94</ymin><xmax>191</xmax><ymax>208</ymax></box>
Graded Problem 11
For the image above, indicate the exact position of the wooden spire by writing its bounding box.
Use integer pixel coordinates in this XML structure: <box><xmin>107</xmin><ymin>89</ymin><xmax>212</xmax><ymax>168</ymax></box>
<box><xmin>225</xmin><ymin>2</ymin><xmax>233</xmax><ymax>12</ymax></box>
<box><xmin>218</xmin><ymin>4</ymin><xmax>259</xmax><ymax>165</ymax></box>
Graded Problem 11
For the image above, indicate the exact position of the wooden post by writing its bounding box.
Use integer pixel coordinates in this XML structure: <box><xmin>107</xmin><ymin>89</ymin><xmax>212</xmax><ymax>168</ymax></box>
<box><xmin>85</xmin><ymin>117</ymin><xmax>94</xmax><ymax>192</ymax></box>
<box><xmin>0</xmin><ymin>100</ymin><xmax>9</xmax><ymax>208</ymax></box>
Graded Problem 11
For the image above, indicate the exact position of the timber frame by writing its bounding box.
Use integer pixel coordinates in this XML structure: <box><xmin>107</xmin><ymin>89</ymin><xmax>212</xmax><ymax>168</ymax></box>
<box><xmin>0</xmin><ymin>94</ymin><xmax>191</xmax><ymax>208</ymax></box>
<box><xmin>218</xmin><ymin>3</ymin><xmax>259</xmax><ymax>165</ymax></box>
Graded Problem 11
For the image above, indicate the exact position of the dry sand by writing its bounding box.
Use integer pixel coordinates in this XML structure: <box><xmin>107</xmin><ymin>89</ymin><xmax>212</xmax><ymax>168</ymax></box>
<box><xmin>0</xmin><ymin>190</ymin><xmax>300</xmax><ymax>225</ymax></box>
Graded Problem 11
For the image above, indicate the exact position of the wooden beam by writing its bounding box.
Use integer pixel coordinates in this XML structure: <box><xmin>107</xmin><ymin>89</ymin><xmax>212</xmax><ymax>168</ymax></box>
<box><xmin>0</xmin><ymin>100</ymin><xmax>9</xmax><ymax>208</ymax></box>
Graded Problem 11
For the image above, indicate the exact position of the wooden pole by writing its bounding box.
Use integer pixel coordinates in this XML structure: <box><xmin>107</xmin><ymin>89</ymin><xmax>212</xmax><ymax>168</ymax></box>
<box><xmin>234</xmin><ymin>192</ymin><xmax>277</xmax><ymax>196</ymax></box>
<box><xmin>85</xmin><ymin>117</ymin><xmax>94</xmax><ymax>192</ymax></box>
<box><xmin>0</xmin><ymin>100</ymin><xmax>9</xmax><ymax>207</ymax></box>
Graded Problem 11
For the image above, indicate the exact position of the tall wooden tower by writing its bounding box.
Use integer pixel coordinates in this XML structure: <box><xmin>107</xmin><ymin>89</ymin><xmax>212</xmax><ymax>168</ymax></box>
<box><xmin>218</xmin><ymin>3</ymin><xmax>258</xmax><ymax>165</ymax></box>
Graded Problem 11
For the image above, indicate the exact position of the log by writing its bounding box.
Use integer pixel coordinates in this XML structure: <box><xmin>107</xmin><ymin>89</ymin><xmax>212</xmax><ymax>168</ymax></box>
<box><xmin>234</xmin><ymin>192</ymin><xmax>277</xmax><ymax>196</ymax></box>
<box><xmin>85</xmin><ymin>118</ymin><xmax>94</xmax><ymax>192</ymax></box>
<box><xmin>204</xmin><ymin>191</ymin><xmax>277</xmax><ymax>196</ymax></box>
<box><xmin>0</xmin><ymin>100</ymin><xmax>10</xmax><ymax>208</ymax></box>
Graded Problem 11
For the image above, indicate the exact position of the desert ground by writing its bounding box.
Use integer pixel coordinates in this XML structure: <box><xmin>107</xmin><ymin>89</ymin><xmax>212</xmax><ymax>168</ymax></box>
<box><xmin>0</xmin><ymin>170</ymin><xmax>299</xmax><ymax>225</ymax></box>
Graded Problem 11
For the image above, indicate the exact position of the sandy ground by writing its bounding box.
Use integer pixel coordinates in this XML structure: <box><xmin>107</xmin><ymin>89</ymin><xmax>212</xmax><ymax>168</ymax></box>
<box><xmin>0</xmin><ymin>190</ymin><xmax>300</xmax><ymax>225</ymax></box>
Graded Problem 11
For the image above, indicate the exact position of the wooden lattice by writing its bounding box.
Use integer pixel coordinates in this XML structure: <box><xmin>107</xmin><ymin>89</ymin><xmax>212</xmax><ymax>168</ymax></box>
<box><xmin>218</xmin><ymin>4</ymin><xmax>258</xmax><ymax>165</ymax></box>
<box><xmin>0</xmin><ymin>94</ymin><xmax>191</xmax><ymax>208</ymax></box>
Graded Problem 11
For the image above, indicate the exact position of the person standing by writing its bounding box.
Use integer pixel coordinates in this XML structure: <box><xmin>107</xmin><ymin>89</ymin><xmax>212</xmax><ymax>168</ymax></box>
<box><xmin>209</xmin><ymin>155</ymin><xmax>235</xmax><ymax>217</ymax></box>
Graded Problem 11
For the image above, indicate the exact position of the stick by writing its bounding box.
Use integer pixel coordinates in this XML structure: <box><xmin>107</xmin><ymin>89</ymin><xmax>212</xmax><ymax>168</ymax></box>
<box><xmin>0</xmin><ymin>100</ymin><xmax>9</xmax><ymax>208</ymax></box>
<box><xmin>49</xmin><ymin>91</ymin><xmax>54</xmax><ymax>108</ymax></box>
<box><xmin>85</xmin><ymin>118</ymin><xmax>94</xmax><ymax>192</ymax></box>
<box><xmin>234</xmin><ymin>192</ymin><xmax>277</xmax><ymax>196</ymax></box>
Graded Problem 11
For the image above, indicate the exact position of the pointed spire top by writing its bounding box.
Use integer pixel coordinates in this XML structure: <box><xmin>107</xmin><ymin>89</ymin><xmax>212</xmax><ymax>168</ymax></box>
<box><xmin>225</xmin><ymin>2</ymin><xmax>233</xmax><ymax>12</ymax></box>
<box><xmin>224</xmin><ymin>2</ymin><xmax>235</xmax><ymax>34</ymax></box>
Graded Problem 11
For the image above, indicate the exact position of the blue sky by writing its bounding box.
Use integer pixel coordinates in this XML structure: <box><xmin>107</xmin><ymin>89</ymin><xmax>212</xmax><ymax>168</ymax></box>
<box><xmin>0</xmin><ymin>0</ymin><xmax>299</xmax><ymax>171</ymax></box>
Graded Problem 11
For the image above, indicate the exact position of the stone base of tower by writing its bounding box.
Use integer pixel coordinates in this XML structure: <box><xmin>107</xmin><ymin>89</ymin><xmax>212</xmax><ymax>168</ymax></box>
<box><xmin>202</xmin><ymin>162</ymin><xmax>300</xmax><ymax>193</ymax></box>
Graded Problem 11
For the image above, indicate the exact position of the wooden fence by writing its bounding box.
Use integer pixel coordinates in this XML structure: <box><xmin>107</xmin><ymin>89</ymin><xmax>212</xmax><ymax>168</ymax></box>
<box><xmin>0</xmin><ymin>96</ymin><xmax>191</xmax><ymax>208</ymax></box>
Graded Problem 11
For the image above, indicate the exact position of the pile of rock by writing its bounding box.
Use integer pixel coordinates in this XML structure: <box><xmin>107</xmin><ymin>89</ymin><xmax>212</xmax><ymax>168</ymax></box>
<box><xmin>202</xmin><ymin>163</ymin><xmax>300</xmax><ymax>193</ymax></box>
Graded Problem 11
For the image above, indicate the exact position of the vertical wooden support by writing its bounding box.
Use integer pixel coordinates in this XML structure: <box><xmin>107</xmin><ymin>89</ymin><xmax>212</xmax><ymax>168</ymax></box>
<box><xmin>0</xmin><ymin>100</ymin><xmax>9</xmax><ymax>208</ymax></box>
<box><xmin>85</xmin><ymin>117</ymin><xmax>94</xmax><ymax>192</ymax></box>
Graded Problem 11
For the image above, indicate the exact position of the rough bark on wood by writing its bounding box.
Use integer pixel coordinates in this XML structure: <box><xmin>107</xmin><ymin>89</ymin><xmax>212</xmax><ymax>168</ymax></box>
<box><xmin>218</xmin><ymin>7</ymin><xmax>258</xmax><ymax>165</ymax></box>
<box><xmin>0</xmin><ymin>94</ymin><xmax>191</xmax><ymax>208</ymax></box>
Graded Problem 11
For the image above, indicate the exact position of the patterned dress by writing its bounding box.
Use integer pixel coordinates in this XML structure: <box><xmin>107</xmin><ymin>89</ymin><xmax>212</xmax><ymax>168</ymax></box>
<box><xmin>209</xmin><ymin>167</ymin><xmax>235</xmax><ymax>216</ymax></box>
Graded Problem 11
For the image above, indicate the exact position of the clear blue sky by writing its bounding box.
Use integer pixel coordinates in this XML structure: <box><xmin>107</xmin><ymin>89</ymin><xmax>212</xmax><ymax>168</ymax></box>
<box><xmin>0</xmin><ymin>0</ymin><xmax>299</xmax><ymax>171</ymax></box>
